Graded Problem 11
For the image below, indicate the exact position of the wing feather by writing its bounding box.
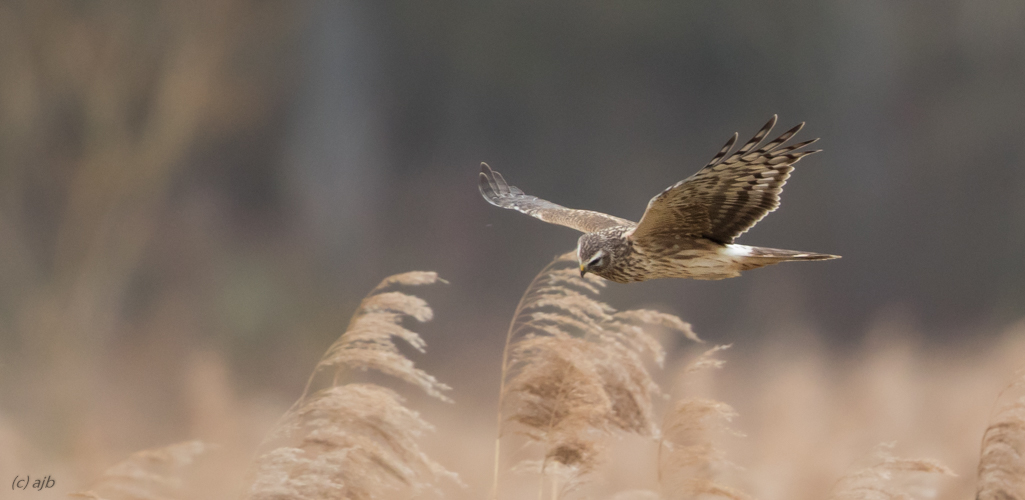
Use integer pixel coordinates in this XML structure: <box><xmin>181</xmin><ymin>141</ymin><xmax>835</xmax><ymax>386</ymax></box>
<box><xmin>479</xmin><ymin>163</ymin><xmax>635</xmax><ymax>233</ymax></box>
<box><xmin>632</xmin><ymin>116</ymin><xmax>820</xmax><ymax>245</ymax></box>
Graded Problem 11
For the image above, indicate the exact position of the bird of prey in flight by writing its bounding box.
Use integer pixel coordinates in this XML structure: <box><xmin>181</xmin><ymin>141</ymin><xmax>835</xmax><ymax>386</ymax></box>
<box><xmin>479</xmin><ymin>116</ymin><xmax>839</xmax><ymax>283</ymax></box>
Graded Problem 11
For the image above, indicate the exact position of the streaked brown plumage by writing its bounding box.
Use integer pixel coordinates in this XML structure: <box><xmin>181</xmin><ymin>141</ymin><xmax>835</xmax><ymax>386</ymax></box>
<box><xmin>479</xmin><ymin>116</ymin><xmax>840</xmax><ymax>283</ymax></box>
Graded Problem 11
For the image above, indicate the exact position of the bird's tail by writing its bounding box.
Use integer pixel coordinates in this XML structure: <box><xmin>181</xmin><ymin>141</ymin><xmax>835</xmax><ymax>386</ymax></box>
<box><xmin>743</xmin><ymin>246</ymin><xmax>840</xmax><ymax>262</ymax></box>
<box><xmin>731</xmin><ymin>245</ymin><xmax>839</xmax><ymax>273</ymax></box>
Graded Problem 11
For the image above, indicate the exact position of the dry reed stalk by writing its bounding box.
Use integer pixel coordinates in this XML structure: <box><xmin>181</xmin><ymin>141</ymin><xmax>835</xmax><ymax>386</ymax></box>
<box><xmin>827</xmin><ymin>443</ymin><xmax>954</xmax><ymax>500</ymax></box>
<box><xmin>492</xmin><ymin>252</ymin><xmax>699</xmax><ymax>500</ymax></box>
<box><xmin>658</xmin><ymin>345</ymin><xmax>748</xmax><ymax>500</ymax></box>
<box><xmin>244</xmin><ymin>271</ymin><xmax>459</xmax><ymax>500</ymax></box>
<box><xmin>70</xmin><ymin>440</ymin><xmax>213</xmax><ymax>500</ymax></box>
<box><xmin>976</xmin><ymin>375</ymin><xmax>1025</xmax><ymax>500</ymax></box>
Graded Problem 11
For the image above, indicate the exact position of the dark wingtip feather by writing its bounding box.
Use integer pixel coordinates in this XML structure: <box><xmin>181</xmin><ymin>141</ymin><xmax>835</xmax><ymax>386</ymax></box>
<box><xmin>734</xmin><ymin>116</ymin><xmax>778</xmax><ymax>157</ymax></box>
<box><xmin>758</xmin><ymin>122</ymin><xmax>805</xmax><ymax>154</ymax></box>
<box><xmin>707</xmin><ymin>132</ymin><xmax>739</xmax><ymax>167</ymax></box>
<box><xmin>780</xmin><ymin>122</ymin><xmax>806</xmax><ymax>142</ymax></box>
<box><xmin>772</xmin><ymin>138</ymin><xmax>819</xmax><ymax>155</ymax></box>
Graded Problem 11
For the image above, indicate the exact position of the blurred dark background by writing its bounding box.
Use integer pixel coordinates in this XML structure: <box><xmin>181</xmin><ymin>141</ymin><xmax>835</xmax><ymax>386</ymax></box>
<box><xmin>0</xmin><ymin>0</ymin><xmax>1022</xmax><ymax>478</ymax></box>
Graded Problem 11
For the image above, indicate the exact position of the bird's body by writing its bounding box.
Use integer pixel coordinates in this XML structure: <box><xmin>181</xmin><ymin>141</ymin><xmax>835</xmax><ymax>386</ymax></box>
<box><xmin>574</xmin><ymin>225</ymin><xmax>832</xmax><ymax>283</ymax></box>
<box><xmin>480</xmin><ymin>116</ymin><xmax>839</xmax><ymax>283</ymax></box>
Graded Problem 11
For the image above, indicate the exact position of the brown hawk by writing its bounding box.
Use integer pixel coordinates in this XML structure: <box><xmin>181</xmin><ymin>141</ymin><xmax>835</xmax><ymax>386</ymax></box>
<box><xmin>479</xmin><ymin>116</ymin><xmax>839</xmax><ymax>283</ymax></box>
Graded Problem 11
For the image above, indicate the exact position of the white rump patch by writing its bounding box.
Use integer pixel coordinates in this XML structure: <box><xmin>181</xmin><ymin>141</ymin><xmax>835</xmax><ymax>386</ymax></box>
<box><xmin>722</xmin><ymin>244</ymin><xmax>754</xmax><ymax>257</ymax></box>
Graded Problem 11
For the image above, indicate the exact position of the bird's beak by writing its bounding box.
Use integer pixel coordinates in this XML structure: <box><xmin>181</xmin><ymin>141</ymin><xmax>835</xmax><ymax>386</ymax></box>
<box><xmin>579</xmin><ymin>264</ymin><xmax>587</xmax><ymax>278</ymax></box>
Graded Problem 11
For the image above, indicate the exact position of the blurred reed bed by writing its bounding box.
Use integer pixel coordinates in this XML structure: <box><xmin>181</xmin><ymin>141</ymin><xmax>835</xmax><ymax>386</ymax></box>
<box><xmin>74</xmin><ymin>271</ymin><xmax>459</xmax><ymax>500</ymax></box>
<box><xmin>66</xmin><ymin>257</ymin><xmax>1025</xmax><ymax>500</ymax></box>
<box><xmin>657</xmin><ymin>345</ymin><xmax>748</xmax><ymax>500</ymax></box>
<box><xmin>0</xmin><ymin>0</ymin><xmax>298</xmax><ymax>483</ymax></box>
<box><xmin>713</xmin><ymin>325</ymin><xmax>1025</xmax><ymax>500</ymax></box>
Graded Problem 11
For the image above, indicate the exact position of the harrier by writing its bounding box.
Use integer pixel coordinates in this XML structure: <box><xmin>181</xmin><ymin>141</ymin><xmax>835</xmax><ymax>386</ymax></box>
<box><xmin>479</xmin><ymin>116</ymin><xmax>839</xmax><ymax>283</ymax></box>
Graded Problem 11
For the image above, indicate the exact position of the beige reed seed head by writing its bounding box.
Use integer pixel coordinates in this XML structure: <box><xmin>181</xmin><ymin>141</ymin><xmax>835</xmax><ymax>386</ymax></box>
<box><xmin>658</xmin><ymin>345</ymin><xmax>746</xmax><ymax>500</ymax></box>
<box><xmin>317</xmin><ymin>271</ymin><xmax>451</xmax><ymax>402</ymax></box>
<box><xmin>70</xmin><ymin>441</ymin><xmax>214</xmax><ymax>500</ymax></box>
<box><xmin>499</xmin><ymin>252</ymin><xmax>701</xmax><ymax>494</ymax></box>
<box><xmin>976</xmin><ymin>375</ymin><xmax>1025</xmax><ymax>500</ymax></box>
<box><xmin>827</xmin><ymin>443</ymin><xmax>955</xmax><ymax>500</ymax></box>
<box><xmin>248</xmin><ymin>384</ymin><xmax>458</xmax><ymax>500</ymax></box>
<box><xmin>245</xmin><ymin>271</ymin><xmax>459</xmax><ymax>500</ymax></box>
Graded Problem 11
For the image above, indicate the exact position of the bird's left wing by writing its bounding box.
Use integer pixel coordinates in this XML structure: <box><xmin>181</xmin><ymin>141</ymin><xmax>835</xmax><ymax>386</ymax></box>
<box><xmin>631</xmin><ymin>116</ymin><xmax>819</xmax><ymax>244</ymax></box>
<box><xmin>479</xmin><ymin>163</ymin><xmax>636</xmax><ymax>233</ymax></box>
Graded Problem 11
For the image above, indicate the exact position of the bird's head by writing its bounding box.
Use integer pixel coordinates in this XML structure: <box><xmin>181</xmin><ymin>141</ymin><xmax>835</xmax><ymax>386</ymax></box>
<box><xmin>577</xmin><ymin>233</ymin><xmax>612</xmax><ymax>278</ymax></box>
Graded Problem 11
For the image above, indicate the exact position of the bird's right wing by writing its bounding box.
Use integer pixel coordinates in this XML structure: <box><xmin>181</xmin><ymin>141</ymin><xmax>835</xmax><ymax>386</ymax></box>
<box><xmin>479</xmin><ymin>163</ymin><xmax>636</xmax><ymax>234</ymax></box>
<box><xmin>631</xmin><ymin>116</ymin><xmax>819</xmax><ymax>245</ymax></box>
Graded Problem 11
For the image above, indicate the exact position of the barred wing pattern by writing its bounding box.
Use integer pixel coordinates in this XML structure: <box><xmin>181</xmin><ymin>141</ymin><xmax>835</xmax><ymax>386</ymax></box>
<box><xmin>631</xmin><ymin>115</ymin><xmax>820</xmax><ymax>245</ymax></box>
<box><xmin>479</xmin><ymin>163</ymin><xmax>636</xmax><ymax>234</ymax></box>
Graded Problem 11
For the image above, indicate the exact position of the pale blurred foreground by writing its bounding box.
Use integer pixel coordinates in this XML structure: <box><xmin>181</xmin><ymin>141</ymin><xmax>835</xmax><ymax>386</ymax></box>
<box><xmin>5</xmin><ymin>262</ymin><xmax>1025</xmax><ymax>500</ymax></box>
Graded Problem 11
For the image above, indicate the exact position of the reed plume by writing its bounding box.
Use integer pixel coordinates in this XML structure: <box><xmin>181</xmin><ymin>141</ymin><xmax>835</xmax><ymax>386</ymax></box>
<box><xmin>244</xmin><ymin>271</ymin><xmax>458</xmax><ymax>500</ymax></box>
<box><xmin>493</xmin><ymin>252</ymin><xmax>699</xmax><ymax>499</ymax></box>
<box><xmin>658</xmin><ymin>345</ymin><xmax>748</xmax><ymax>500</ymax></box>
<box><xmin>976</xmin><ymin>375</ymin><xmax>1025</xmax><ymax>500</ymax></box>
<box><xmin>827</xmin><ymin>443</ymin><xmax>954</xmax><ymax>500</ymax></box>
<box><xmin>302</xmin><ymin>271</ymin><xmax>452</xmax><ymax>402</ymax></box>
<box><xmin>70</xmin><ymin>441</ymin><xmax>213</xmax><ymax>500</ymax></box>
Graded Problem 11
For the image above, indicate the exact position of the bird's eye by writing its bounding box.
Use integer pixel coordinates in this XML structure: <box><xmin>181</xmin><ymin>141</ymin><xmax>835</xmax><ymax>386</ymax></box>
<box><xmin>588</xmin><ymin>252</ymin><xmax>605</xmax><ymax>268</ymax></box>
